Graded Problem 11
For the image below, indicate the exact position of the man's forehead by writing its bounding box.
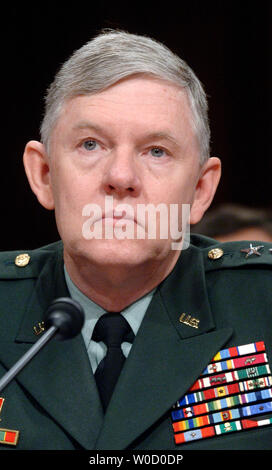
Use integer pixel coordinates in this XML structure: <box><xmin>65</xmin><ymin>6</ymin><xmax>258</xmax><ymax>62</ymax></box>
<box><xmin>58</xmin><ymin>82</ymin><xmax>193</xmax><ymax>136</ymax></box>
<box><xmin>49</xmin><ymin>77</ymin><xmax>197</xmax><ymax>153</ymax></box>
<box><xmin>64</xmin><ymin>76</ymin><xmax>188</xmax><ymax>112</ymax></box>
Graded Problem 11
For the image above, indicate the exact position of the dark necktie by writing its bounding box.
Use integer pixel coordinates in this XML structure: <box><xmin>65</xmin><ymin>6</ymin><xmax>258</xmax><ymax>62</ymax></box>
<box><xmin>92</xmin><ymin>312</ymin><xmax>134</xmax><ymax>411</ymax></box>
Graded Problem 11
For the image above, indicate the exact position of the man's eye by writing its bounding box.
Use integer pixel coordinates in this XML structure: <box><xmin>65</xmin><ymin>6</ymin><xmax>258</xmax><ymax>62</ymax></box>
<box><xmin>150</xmin><ymin>147</ymin><xmax>165</xmax><ymax>158</ymax></box>
<box><xmin>83</xmin><ymin>140</ymin><xmax>98</xmax><ymax>151</ymax></box>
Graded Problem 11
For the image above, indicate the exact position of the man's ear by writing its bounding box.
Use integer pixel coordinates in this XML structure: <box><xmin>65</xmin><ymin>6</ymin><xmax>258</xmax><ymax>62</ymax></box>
<box><xmin>190</xmin><ymin>157</ymin><xmax>221</xmax><ymax>225</ymax></box>
<box><xmin>23</xmin><ymin>140</ymin><xmax>55</xmax><ymax>210</ymax></box>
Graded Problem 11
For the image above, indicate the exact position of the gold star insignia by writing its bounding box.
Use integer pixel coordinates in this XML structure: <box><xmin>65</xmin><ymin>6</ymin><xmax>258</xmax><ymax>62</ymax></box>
<box><xmin>240</xmin><ymin>243</ymin><xmax>264</xmax><ymax>258</ymax></box>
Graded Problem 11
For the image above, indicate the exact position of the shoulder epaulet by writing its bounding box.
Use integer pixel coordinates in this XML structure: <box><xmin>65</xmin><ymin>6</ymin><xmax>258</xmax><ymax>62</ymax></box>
<box><xmin>202</xmin><ymin>240</ymin><xmax>272</xmax><ymax>272</ymax></box>
<box><xmin>0</xmin><ymin>240</ymin><xmax>63</xmax><ymax>280</ymax></box>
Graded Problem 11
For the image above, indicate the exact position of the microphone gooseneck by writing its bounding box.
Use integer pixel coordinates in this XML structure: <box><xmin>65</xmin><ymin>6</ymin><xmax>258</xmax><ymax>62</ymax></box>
<box><xmin>0</xmin><ymin>297</ymin><xmax>85</xmax><ymax>393</ymax></box>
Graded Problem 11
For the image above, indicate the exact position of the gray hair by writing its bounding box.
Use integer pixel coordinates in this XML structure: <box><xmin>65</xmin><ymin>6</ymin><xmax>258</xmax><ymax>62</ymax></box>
<box><xmin>40</xmin><ymin>29</ymin><xmax>210</xmax><ymax>163</ymax></box>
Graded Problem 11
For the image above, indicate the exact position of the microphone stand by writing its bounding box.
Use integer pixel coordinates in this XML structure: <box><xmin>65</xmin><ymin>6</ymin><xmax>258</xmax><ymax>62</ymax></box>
<box><xmin>0</xmin><ymin>297</ymin><xmax>84</xmax><ymax>394</ymax></box>
<box><xmin>0</xmin><ymin>325</ymin><xmax>57</xmax><ymax>393</ymax></box>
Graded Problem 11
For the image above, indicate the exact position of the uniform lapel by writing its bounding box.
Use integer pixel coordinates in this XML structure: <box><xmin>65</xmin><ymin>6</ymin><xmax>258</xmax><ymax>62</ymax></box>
<box><xmin>95</xmin><ymin>245</ymin><xmax>233</xmax><ymax>449</ymax></box>
<box><xmin>0</xmin><ymin>247</ymin><xmax>103</xmax><ymax>449</ymax></box>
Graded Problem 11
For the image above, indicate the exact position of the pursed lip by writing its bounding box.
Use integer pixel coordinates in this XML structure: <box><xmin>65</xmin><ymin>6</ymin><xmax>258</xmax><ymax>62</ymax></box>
<box><xmin>102</xmin><ymin>209</ymin><xmax>142</xmax><ymax>227</ymax></box>
<box><xmin>84</xmin><ymin>202</ymin><xmax>147</xmax><ymax>230</ymax></box>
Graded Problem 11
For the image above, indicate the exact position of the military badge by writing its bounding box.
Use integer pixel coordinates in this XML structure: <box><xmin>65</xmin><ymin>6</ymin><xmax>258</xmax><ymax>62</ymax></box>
<box><xmin>172</xmin><ymin>341</ymin><xmax>272</xmax><ymax>445</ymax></box>
<box><xmin>0</xmin><ymin>397</ymin><xmax>19</xmax><ymax>446</ymax></box>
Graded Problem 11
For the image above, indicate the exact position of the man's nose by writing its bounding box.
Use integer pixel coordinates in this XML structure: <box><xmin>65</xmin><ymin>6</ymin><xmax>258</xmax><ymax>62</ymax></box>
<box><xmin>102</xmin><ymin>148</ymin><xmax>142</xmax><ymax>198</ymax></box>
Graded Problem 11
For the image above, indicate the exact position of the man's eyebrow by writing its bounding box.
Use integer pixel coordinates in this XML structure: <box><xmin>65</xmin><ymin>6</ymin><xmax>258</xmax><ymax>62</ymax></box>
<box><xmin>71</xmin><ymin>121</ymin><xmax>105</xmax><ymax>133</ymax></box>
<box><xmin>143</xmin><ymin>132</ymin><xmax>180</xmax><ymax>148</ymax></box>
<box><xmin>71</xmin><ymin>122</ymin><xmax>181</xmax><ymax>148</ymax></box>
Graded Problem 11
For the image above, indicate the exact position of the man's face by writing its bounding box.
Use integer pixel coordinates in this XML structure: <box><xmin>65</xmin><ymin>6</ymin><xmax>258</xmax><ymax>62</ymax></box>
<box><xmin>41</xmin><ymin>77</ymin><xmax>210</xmax><ymax>270</ymax></box>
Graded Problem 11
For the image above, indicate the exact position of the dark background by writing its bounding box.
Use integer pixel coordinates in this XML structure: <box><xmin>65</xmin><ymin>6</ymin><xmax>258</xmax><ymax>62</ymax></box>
<box><xmin>2</xmin><ymin>1</ymin><xmax>271</xmax><ymax>249</ymax></box>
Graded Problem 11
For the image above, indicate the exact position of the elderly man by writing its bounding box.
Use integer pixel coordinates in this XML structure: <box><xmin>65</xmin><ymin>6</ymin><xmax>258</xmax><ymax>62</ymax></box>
<box><xmin>0</xmin><ymin>30</ymin><xmax>271</xmax><ymax>451</ymax></box>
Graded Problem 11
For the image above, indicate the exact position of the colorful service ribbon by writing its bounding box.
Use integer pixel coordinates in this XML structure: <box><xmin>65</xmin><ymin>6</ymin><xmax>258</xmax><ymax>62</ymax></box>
<box><xmin>172</xmin><ymin>387</ymin><xmax>272</xmax><ymax>421</ymax></box>
<box><xmin>0</xmin><ymin>428</ymin><xmax>19</xmax><ymax>446</ymax></box>
<box><xmin>172</xmin><ymin>341</ymin><xmax>272</xmax><ymax>445</ymax></box>
<box><xmin>174</xmin><ymin>417</ymin><xmax>272</xmax><ymax>445</ymax></box>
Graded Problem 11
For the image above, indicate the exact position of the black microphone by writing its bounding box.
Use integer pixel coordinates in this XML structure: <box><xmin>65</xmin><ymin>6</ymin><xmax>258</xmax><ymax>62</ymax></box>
<box><xmin>0</xmin><ymin>297</ymin><xmax>85</xmax><ymax>393</ymax></box>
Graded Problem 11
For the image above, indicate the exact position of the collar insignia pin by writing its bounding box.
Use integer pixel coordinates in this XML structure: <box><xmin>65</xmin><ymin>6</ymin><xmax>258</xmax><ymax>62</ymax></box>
<box><xmin>240</xmin><ymin>243</ymin><xmax>264</xmax><ymax>258</ymax></box>
<box><xmin>179</xmin><ymin>313</ymin><xmax>200</xmax><ymax>329</ymax></box>
<box><xmin>33</xmin><ymin>321</ymin><xmax>45</xmax><ymax>335</ymax></box>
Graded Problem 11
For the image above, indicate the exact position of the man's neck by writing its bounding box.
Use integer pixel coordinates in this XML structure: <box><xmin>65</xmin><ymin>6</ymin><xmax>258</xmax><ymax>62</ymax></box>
<box><xmin>63</xmin><ymin>251</ymin><xmax>180</xmax><ymax>311</ymax></box>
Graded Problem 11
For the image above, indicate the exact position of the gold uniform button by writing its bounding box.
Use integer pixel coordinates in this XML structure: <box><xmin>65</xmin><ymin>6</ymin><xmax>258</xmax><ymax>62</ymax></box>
<box><xmin>208</xmin><ymin>248</ymin><xmax>224</xmax><ymax>260</ymax></box>
<box><xmin>15</xmin><ymin>253</ymin><xmax>30</xmax><ymax>267</ymax></box>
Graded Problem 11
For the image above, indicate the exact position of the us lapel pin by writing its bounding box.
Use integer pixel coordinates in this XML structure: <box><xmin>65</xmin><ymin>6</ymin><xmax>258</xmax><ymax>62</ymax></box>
<box><xmin>179</xmin><ymin>313</ymin><xmax>200</xmax><ymax>329</ymax></box>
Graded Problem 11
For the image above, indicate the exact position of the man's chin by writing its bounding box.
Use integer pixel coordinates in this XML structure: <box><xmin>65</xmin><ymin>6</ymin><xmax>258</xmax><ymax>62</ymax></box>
<box><xmin>67</xmin><ymin>237</ymin><xmax>172</xmax><ymax>268</ymax></box>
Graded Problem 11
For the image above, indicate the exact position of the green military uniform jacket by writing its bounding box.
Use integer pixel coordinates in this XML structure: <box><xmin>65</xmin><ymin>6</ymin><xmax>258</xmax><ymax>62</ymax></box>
<box><xmin>0</xmin><ymin>234</ymin><xmax>272</xmax><ymax>450</ymax></box>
